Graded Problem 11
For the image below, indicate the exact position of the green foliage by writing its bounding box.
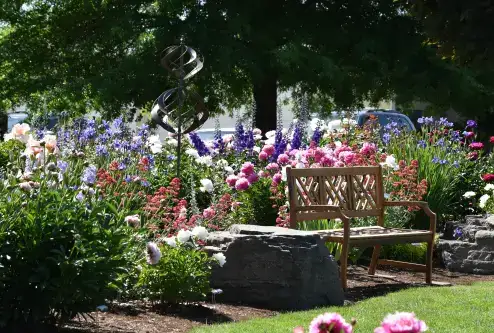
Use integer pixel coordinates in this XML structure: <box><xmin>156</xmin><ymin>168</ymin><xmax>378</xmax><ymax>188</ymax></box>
<box><xmin>0</xmin><ymin>139</ymin><xmax>25</xmax><ymax>171</ymax></box>
<box><xmin>384</xmin><ymin>124</ymin><xmax>474</xmax><ymax>227</ymax></box>
<box><xmin>0</xmin><ymin>185</ymin><xmax>136</xmax><ymax>330</ymax></box>
<box><xmin>381</xmin><ymin>243</ymin><xmax>427</xmax><ymax>264</ymax></box>
<box><xmin>234</xmin><ymin>178</ymin><xmax>278</xmax><ymax>226</ymax></box>
<box><xmin>137</xmin><ymin>244</ymin><xmax>213</xmax><ymax>304</ymax></box>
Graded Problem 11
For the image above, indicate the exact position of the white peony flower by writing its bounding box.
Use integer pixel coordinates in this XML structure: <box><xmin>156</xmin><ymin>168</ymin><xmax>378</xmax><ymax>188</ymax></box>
<box><xmin>463</xmin><ymin>191</ymin><xmax>476</xmax><ymax>199</ymax></box>
<box><xmin>145</xmin><ymin>242</ymin><xmax>161</xmax><ymax>265</ymax></box>
<box><xmin>213</xmin><ymin>252</ymin><xmax>227</xmax><ymax>267</ymax></box>
<box><xmin>166</xmin><ymin>138</ymin><xmax>178</xmax><ymax>147</ymax></box>
<box><xmin>381</xmin><ymin>155</ymin><xmax>399</xmax><ymax>171</ymax></box>
<box><xmin>217</xmin><ymin>159</ymin><xmax>229</xmax><ymax>167</ymax></box>
<box><xmin>164</xmin><ymin>236</ymin><xmax>177</xmax><ymax>248</ymax></box>
<box><xmin>6</xmin><ymin>123</ymin><xmax>31</xmax><ymax>143</ymax></box>
<box><xmin>281</xmin><ymin>166</ymin><xmax>288</xmax><ymax>181</ymax></box>
<box><xmin>224</xmin><ymin>166</ymin><xmax>234</xmax><ymax>175</ymax></box>
<box><xmin>265</xmin><ymin>130</ymin><xmax>276</xmax><ymax>139</ymax></box>
<box><xmin>485</xmin><ymin>184</ymin><xmax>494</xmax><ymax>191</ymax></box>
<box><xmin>479</xmin><ymin>194</ymin><xmax>490</xmax><ymax>208</ymax></box>
<box><xmin>147</xmin><ymin>135</ymin><xmax>163</xmax><ymax>154</ymax></box>
<box><xmin>185</xmin><ymin>148</ymin><xmax>200</xmax><ymax>159</ymax></box>
<box><xmin>192</xmin><ymin>226</ymin><xmax>209</xmax><ymax>241</ymax></box>
<box><xmin>177</xmin><ymin>229</ymin><xmax>192</xmax><ymax>243</ymax></box>
<box><xmin>124</xmin><ymin>214</ymin><xmax>140</xmax><ymax>227</ymax></box>
<box><xmin>199</xmin><ymin>178</ymin><xmax>214</xmax><ymax>193</ymax></box>
<box><xmin>334</xmin><ymin>140</ymin><xmax>342</xmax><ymax>148</ymax></box>
<box><xmin>196</xmin><ymin>155</ymin><xmax>213</xmax><ymax>166</ymax></box>
<box><xmin>253</xmin><ymin>146</ymin><xmax>261</xmax><ymax>153</ymax></box>
<box><xmin>19</xmin><ymin>182</ymin><xmax>32</xmax><ymax>191</ymax></box>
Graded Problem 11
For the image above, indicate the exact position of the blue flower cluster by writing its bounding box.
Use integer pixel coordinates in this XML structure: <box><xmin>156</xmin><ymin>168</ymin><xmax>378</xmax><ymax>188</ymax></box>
<box><xmin>81</xmin><ymin>165</ymin><xmax>97</xmax><ymax>185</ymax></box>
<box><xmin>291</xmin><ymin>125</ymin><xmax>303</xmax><ymax>150</ymax></box>
<box><xmin>189</xmin><ymin>132</ymin><xmax>210</xmax><ymax>156</ymax></box>
<box><xmin>272</xmin><ymin>129</ymin><xmax>287</xmax><ymax>161</ymax></box>
<box><xmin>417</xmin><ymin>117</ymin><xmax>453</xmax><ymax>127</ymax></box>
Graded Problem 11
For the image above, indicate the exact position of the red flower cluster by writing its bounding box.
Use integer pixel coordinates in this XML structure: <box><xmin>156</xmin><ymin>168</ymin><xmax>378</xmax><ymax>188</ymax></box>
<box><xmin>388</xmin><ymin>160</ymin><xmax>428</xmax><ymax>211</ymax></box>
<box><xmin>144</xmin><ymin>178</ymin><xmax>195</xmax><ymax>235</ymax></box>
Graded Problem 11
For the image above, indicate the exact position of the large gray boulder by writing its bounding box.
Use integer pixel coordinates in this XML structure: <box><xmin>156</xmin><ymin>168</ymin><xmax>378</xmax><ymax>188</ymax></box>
<box><xmin>205</xmin><ymin>224</ymin><xmax>344</xmax><ymax>310</ymax></box>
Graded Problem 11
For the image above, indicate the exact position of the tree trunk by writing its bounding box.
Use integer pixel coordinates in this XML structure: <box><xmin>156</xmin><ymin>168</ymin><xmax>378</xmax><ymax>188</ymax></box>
<box><xmin>253</xmin><ymin>74</ymin><xmax>278</xmax><ymax>135</ymax></box>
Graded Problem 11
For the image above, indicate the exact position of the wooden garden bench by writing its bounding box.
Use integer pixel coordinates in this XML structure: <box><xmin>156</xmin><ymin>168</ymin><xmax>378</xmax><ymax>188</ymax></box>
<box><xmin>286</xmin><ymin>165</ymin><xmax>436</xmax><ymax>290</ymax></box>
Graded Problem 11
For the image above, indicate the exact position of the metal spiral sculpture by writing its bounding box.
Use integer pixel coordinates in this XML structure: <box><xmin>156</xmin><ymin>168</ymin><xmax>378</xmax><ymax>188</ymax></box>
<box><xmin>151</xmin><ymin>45</ymin><xmax>209</xmax><ymax>176</ymax></box>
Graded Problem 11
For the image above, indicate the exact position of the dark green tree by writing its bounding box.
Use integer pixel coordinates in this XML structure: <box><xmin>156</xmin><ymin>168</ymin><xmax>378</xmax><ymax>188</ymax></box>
<box><xmin>0</xmin><ymin>0</ymin><xmax>492</xmax><ymax>132</ymax></box>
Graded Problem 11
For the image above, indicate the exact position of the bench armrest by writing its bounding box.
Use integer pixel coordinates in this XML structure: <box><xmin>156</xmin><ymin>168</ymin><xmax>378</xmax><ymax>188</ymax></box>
<box><xmin>384</xmin><ymin>201</ymin><xmax>436</xmax><ymax>231</ymax></box>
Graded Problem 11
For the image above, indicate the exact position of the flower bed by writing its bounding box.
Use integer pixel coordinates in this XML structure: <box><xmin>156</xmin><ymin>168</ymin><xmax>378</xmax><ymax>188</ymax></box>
<box><xmin>0</xmin><ymin>113</ymin><xmax>491</xmax><ymax>329</ymax></box>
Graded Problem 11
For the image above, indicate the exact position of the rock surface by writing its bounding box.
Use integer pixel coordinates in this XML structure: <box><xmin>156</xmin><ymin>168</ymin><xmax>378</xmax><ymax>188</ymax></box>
<box><xmin>439</xmin><ymin>215</ymin><xmax>494</xmax><ymax>274</ymax></box>
<box><xmin>205</xmin><ymin>224</ymin><xmax>344</xmax><ymax>310</ymax></box>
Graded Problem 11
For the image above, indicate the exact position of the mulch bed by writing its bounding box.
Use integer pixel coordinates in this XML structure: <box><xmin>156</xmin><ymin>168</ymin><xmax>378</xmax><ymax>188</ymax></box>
<box><xmin>56</xmin><ymin>266</ymin><xmax>494</xmax><ymax>333</ymax></box>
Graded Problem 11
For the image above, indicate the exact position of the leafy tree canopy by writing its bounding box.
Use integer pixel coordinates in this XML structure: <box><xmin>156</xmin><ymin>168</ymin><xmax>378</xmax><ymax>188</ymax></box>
<box><xmin>1</xmin><ymin>0</ymin><xmax>494</xmax><ymax>132</ymax></box>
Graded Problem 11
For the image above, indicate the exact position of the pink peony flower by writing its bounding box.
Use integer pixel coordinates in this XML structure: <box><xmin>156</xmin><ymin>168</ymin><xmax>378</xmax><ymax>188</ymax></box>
<box><xmin>235</xmin><ymin>178</ymin><xmax>250</xmax><ymax>191</ymax></box>
<box><xmin>339</xmin><ymin>151</ymin><xmax>356</xmax><ymax>164</ymax></box>
<box><xmin>469</xmin><ymin>142</ymin><xmax>484</xmax><ymax>150</ymax></box>
<box><xmin>320</xmin><ymin>155</ymin><xmax>336</xmax><ymax>167</ymax></box>
<box><xmin>273</xmin><ymin>173</ymin><xmax>282</xmax><ymax>184</ymax></box>
<box><xmin>259</xmin><ymin>151</ymin><xmax>269</xmax><ymax>160</ymax></box>
<box><xmin>266</xmin><ymin>163</ymin><xmax>280</xmax><ymax>171</ymax></box>
<box><xmin>374</xmin><ymin>312</ymin><xmax>427</xmax><ymax>333</ymax></box>
<box><xmin>247</xmin><ymin>172</ymin><xmax>259</xmax><ymax>184</ymax></box>
<box><xmin>241</xmin><ymin>162</ymin><xmax>255</xmax><ymax>175</ymax></box>
<box><xmin>203</xmin><ymin>207</ymin><xmax>216</xmax><ymax>219</ymax></box>
<box><xmin>360</xmin><ymin>142</ymin><xmax>377</xmax><ymax>155</ymax></box>
<box><xmin>309</xmin><ymin>313</ymin><xmax>353</xmax><ymax>333</ymax></box>
<box><xmin>262</xmin><ymin>144</ymin><xmax>275</xmax><ymax>156</ymax></box>
<box><xmin>277</xmin><ymin>153</ymin><xmax>290</xmax><ymax>165</ymax></box>
<box><xmin>226</xmin><ymin>175</ymin><xmax>239</xmax><ymax>187</ymax></box>
<box><xmin>335</xmin><ymin>161</ymin><xmax>345</xmax><ymax>167</ymax></box>
<box><xmin>334</xmin><ymin>145</ymin><xmax>352</xmax><ymax>157</ymax></box>
<box><xmin>258</xmin><ymin>170</ymin><xmax>270</xmax><ymax>178</ymax></box>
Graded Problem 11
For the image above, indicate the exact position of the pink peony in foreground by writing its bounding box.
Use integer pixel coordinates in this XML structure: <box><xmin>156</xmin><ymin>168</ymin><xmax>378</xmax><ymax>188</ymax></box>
<box><xmin>309</xmin><ymin>312</ymin><xmax>353</xmax><ymax>333</ymax></box>
<box><xmin>374</xmin><ymin>312</ymin><xmax>427</xmax><ymax>333</ymax></box>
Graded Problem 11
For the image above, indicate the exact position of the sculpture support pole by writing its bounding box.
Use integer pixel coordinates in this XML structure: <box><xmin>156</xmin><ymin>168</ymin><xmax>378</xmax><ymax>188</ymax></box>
<box><xmin>176</xmin><ymin>52</ymin><xmax>185</xmax><ymax>178</ymax></box>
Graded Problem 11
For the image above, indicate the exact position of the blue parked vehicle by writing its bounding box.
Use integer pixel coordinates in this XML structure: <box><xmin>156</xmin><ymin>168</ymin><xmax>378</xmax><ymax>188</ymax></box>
<box><xmin>356</xmin><ymin>109</ymin><xmax>416</xmax><ymax>132</ymax></box>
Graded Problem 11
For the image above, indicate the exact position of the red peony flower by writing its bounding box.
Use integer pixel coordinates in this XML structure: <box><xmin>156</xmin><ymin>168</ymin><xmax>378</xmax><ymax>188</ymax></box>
<box><xmin>482</xmin><ymin>174</ymin><xmax>494</xmax><ymax>182</ymax></box>
<box><xmin>490</xmin><ymin>136</ymin><xmax>494</xmax><ymax>144</ymax></box>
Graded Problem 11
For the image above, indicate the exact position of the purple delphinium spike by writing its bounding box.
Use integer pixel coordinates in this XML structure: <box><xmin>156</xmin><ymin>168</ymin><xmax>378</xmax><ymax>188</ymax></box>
<box><xmin>189</xmin><ymin>132</ymin><xmax>210</xmax><ymax>156</ymax></box>
<box><xmin>291</xmin><ymin>125</ymin><xmax>303</xmax><ymax>150</ymax></box>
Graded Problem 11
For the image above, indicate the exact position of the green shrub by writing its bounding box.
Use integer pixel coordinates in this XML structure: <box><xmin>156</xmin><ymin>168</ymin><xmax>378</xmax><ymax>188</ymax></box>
<box><xmin>0</xmin><ymin>185</ymin><xmax>136</xmax><ymax>331</ymax></box>
<box><xmin>380</xmin><ymin>243</ymin><xmax>427</xmax><ymax>264</ymax></box>
<box><xmin>234</xmin><ymin>178</ymin><xmax>279</xmax><ymax>225</ymax></box>
<box><xmin>0</xmin><ymin>140</ymin><xmax>25</xmax><ymax>171</ymax></box>
<box><xmin>137</xmin><ymin>244</ymin><xmax>214</xmax><ymax>304</ymax></box>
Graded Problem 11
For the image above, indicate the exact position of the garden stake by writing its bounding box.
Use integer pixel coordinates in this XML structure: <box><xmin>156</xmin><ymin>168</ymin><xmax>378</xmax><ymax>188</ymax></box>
<box><xmin>150</xmin><ymin>44</ymin><xmax>209</xmax><ymax>178</ymax></box>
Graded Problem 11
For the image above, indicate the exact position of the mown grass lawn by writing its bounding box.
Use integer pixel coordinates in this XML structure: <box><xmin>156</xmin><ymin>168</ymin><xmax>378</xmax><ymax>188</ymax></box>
<box><xmin>192</xmin><ymin>282</ymin><xmax>494</xmax><ymax>332</ymax></box>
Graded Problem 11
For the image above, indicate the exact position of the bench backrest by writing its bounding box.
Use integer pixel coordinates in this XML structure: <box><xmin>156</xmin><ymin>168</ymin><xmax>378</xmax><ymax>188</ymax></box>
<box><xmin>286</xmin><ymin>166</ymin><xmax>385</xmax><ymax>225</ymax></box>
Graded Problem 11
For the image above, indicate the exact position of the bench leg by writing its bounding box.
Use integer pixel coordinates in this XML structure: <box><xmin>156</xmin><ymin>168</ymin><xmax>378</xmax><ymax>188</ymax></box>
<box><xmin>340</xmin><ymin>243</ymin><xmax>350</xmax><ymax>290</ymax></box>
<box><xmin>368</xmin><ymin>245</ymin><xmax>381</xmax><ymax>275</ymax></box>
<box><xmin>426</xmin><ymin>240</ymin><xmax>433</xmax><ymax>284</ymax></box>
